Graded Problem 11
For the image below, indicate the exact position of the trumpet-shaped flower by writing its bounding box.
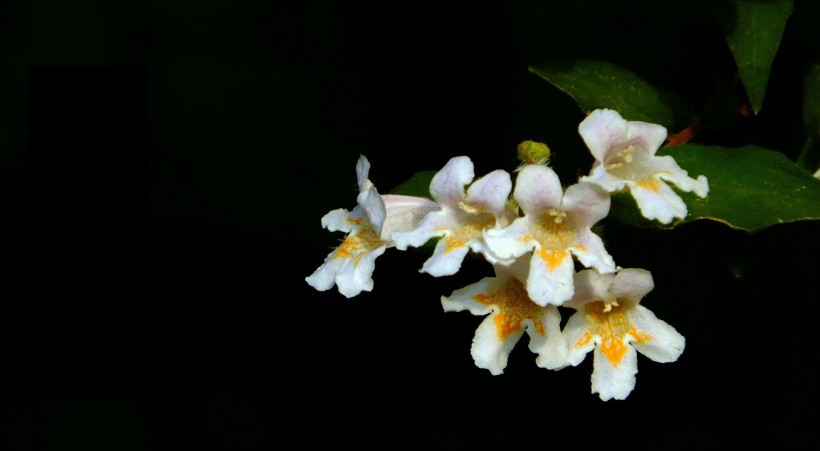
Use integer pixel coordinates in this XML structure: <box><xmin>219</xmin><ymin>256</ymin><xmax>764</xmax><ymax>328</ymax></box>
<box><xmin>441</xmin><ymin>259</ymin><xmax>568</xmax><ymax>375</ymax></box>
<box><xmin>392</xmin><ymin>156</ymin><xmax>514</xmax><ymax>277</ymax></box>
<box><xmin>578</xmin><ymin>108</ymin><xmax>709</xmax><ymax>224</ymax></box>
<box><xmin>483</xmin><ymin>164</ymin><xmax>616</xmax><ymax>307</ymax></box>
<box><xmin>562</xmin><ymin>268</ymin><xmax>685</xmax><ymax>401</ymax></box>
<box><xmin>306</xmin><ymin>155</ymin><xmax>439</xmax><ymax>298</ymax></box>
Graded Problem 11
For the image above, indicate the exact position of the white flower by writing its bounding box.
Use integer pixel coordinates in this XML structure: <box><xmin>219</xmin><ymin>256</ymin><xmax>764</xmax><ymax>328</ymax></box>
<box><xmin>306</xmin><ymin>155</ymin><xmax>438</xmax><ymax>298</ymax></box>
<box><xmin>440</xmin><ymin>259</ymin><xmax>568</xmax><ymax>375</ymax></box>
<box><xmin>562</xmin><ymin>268</ymin><xmax>685</xmax><ymax>401</ymax></box>
<box><xmin>483</xmin><ymin>164</ymin><xmax>616</xmax><ymax>307</ymax></box>
<box><xmin>392</xmin><ymin>156</ymin><xmax>515</xmax><ymax>277</ymax></box>
<box><xmin>578</xmin><ymin>108</ymin><xmax>709</xmax><ymax>224</ymax></box>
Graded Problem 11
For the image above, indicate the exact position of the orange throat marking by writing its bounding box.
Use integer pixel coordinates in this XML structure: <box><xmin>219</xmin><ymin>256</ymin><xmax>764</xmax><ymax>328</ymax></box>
<box><xmin>539</xmin><ymin>248</ymin><xmax>568</xmax><ymax>271</ymax></box>
<box><xmin>579</xmin><ymin>301</ymin><xmax>652</xmax><ymax>365</ymax></box>
<box><xmin>473</xmin><ymin>278</ymin><xmax>547</xmax><ymax>340</ymax></box>
<box><xmin>532</xmin><ymin>212</ymin><xmax>575</xmax><ymax>270</ymax></box>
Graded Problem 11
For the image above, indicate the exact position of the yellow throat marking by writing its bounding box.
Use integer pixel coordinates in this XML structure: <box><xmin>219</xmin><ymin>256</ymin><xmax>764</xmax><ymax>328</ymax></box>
<box><xmin>333</xmin><ymin>219</ymin><xmax>383</xmax><ymax>266</ymax></box>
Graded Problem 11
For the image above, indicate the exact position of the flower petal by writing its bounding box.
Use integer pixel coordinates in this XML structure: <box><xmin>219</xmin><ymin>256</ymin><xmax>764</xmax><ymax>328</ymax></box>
<box><xmin>626</xmin><ymin>121</ymin><xmax>667</xmax><ymax>156</ymax></box>
<box><xmin>305</xmin><ymin>257</ymin><xmax>339</xmax><ymax>293</ymax></box>
<box><xmin>357</xmin><ymin>186</ymin><xmax>387</xmax><ymax>235</ymax></box>
<box><xmin>526</xmin><ymin>249</ymin><xmax>575</xmax><ymax>306</ymax></box>
<box><xmin>333</xmin><ymin>243</ymin><xmax>387</xmax><ymax>298</ymax></box>
<box><xmin>562</xmin><ymin>310</ymin><xmax>594</xmax><ymax>367</ymax></box>
<box><xmin>471</xmin><ymin>314</ymin><xmax>525</xmax><ymax>375</ymax></box>
<box><xmin>591</xmin><ymin>345</ymin><xmax>638</xmax><ymax>401</ymax></box>
<box><xmin>578</xmin><ymin>109</ymin><xmax>629</xmax><ymax>162</ymax></box>
<box><xmin>356</xmin><ymin>154</ymin><xmax>373</xmax><ymax>192</ymax></box>
<box><xmin>609</xmin><ymin>268</ymin><xmax>654</xmax><ymax>301</ymax></box>
<box><xmin>530</xmin><ymin>305</ymin><xmax>569</xmax><ymax>370</ymax></box>
<box><xmin>562</xmin><ymin>182</ymin><xmax>611</xmax><ymax>228</ymax></box>
<box><xmin>571</xmin><ymin>231</ymin><xmax>617</xmax><ymax>274</ymax></box>
<box><xmin>440</xmin><ymin>277</ymin><xmax>497</xmax><ymax>316</ymax></box>
<box><xmin>651</xmin><ymin>155</ymin><xmax>709</xmax><ymax>198</ymax></box>
<box><xmin>581</xmin><ymin>163</ymin><xmax>628</xmax><ymax>192</ymax></box>
<box><xmin>513</xmin><ymin>165</ymin><xmax>563</xmax><ymax>215</ymax></box>
<box><xmin>628</xmin><ymin>178</ymin><xmax>688</xmax><ymax>224</ymax></box>
<box><xmin>321</xmin><ymin>208</ymin><xmax>356</xmax><ymax>233</ymax></box>
<box><xmin>629</xmin><ymin>305</ymin><xmax>685</xmax><ymax>363</ymax></box>
<box><xmin>430</xmin><ymin>156</ymin><xmax>474</xmax><ymax>206</ymax></box>
<box><xmin>567</xmin><ymin>269</ymin><xmax>613</xmax><ymax>307</ymax></box>
<box><xmin>482</xmin><ymin>217</ymin><xmax>535</xmax><ymax>263</ymax></box>
<box><xmin>391</xmin><ymin>209</ymin><xmax>454</xmax><ymax>250</ymax></box>
<box><xmin>305</xmin><ymin>241</ymin><xmax>387</xmax><ymax>298</ymax></box>
<box><xmin>380</xmin><ymin>194</ymin><xmax>440</xmax><ymax>241</ymax></box>
<box><xmin>421</xmin><ymin>238</ymin><xmax>472</xmax><ymax>277</ymax></box>
<box><xmin>465</xmin><ymin>169</ymin><xmax>513</xmax><ymax>217</ymax></box>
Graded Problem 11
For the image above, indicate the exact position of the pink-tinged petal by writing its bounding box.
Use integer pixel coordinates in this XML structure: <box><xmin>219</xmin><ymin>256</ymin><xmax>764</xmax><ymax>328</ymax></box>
<box><xmin>421</xmin><ymin>238</ymin><xmax>472</xmax><ymax>277</ymax></box>
<box><xmin>356</xmin><ymin>154</ymin><xmax>373</xmax><ymax>192</ymax></box>
<box><xmin>465</xmin><ymin>169</ymin><xmax>513</xmax><ymax>217</ymax></box>
<box><xmin>566</xmin><ymin>269</ymin><xmax>614</xmax><ymax>308</ymax></box>
<box><xmin>591</xmin><ymin>344</ymin><xmax>638</xmax><ymax>401</ymax></box>
<box><xmin>581</xmin><ymin>163</ymin><xmax>628</xmax><ymax>192</ymax></box>
<box><xmin>513</xmin><ymin>165</ymin><xmax>563</xmax><ymax>215</ymax></box>
<box><xmin>609</xmin><ymin>268</ymin><xmax>654</xmax><ymax>301</ymax></box>
<box><xmin>562</xmin><ymin>310</ymin><xmax>594</xmax><ymax>367</ymax></box>
<box><xmin>571</xmin><ymin>232</ymin><xmax>617</xmax><ymax>274</ymax></box>
<box><xmin>562</xmin><ymin>182</ymin><xmax>611</xmax><ymax>228</ymax></box>
<box><xmin>526</xmin><ymin>249</ymin><xmax>575</xmax><ymax>306</ymax></box>
<box><xmin>320</xmin><ymin>208</ymin><xmax>355</xmax><ymax>233</ymax></box>
<box><xmin>629</xmin><ymin>305</ymin><xmax>685</xmax><ymax>363</ymax></box>
<box><xmin>626</xmin><ymin>121</ymin><xmax>667</xmax><ymax>155</ymax></box>
<box><xmin>499</xmin><ymin>255</ymin><xmax>532</xmax><ymax>284</ymax></box>
<box><xmin>471</xmin><ymin>314</ymin><xmax>525</xmax><ymax>375</ymax></box>
<box><xmin>440</xmin><ymin>277</ymin><xmax>497</xmax><ymax>316</ymax></box>
<box><xmin>531</xmin><ymin>305</ymin><xmax>569</xmax><ymax>370</ymax></box>
<box><xmin>628</xmin><ymin>179</ymin><xmax>688</xmax><ymax>224</ymax></box>
<box><xmin>578</xmin><ymin>109</ymin><xmax>629</xmax><ymax>162</ymax></box>
<box><xmin>429</xmin><ymin>156</ymin><xmax>474</xmax><ymax>206</ymax></box>
<box><xmin>482</xmin><ymin>217</ymin><xmax>535</xmax><ymax>263</ymax></box>
<box><xmin>356</xmin><ymin>186</ymin><xmax>386</xmax><ymax>235</ymax></box>
<box><xmin>380</xmin><ymin>194</ymin><xmax>440</xmax><ymax>241</ymax></box>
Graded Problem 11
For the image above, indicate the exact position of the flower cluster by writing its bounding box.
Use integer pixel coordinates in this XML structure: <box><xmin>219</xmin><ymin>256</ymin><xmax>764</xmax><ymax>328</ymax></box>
<box><xmin>306</xmin><ymin>109</ymin><xmax>708</xmax><ymax>401</ymax></box>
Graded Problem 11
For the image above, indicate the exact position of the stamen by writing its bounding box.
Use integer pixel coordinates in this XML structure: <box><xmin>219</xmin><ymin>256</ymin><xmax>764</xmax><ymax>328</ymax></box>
<box><xmin>458</xmin><ymin>201</ymin><xmax>483</xmax><ymax>215</ymax></box>
<box><xmin>547</xmin><ymin>208</ymin><xmax>567</xmax><ymax>224</ymax></box>
<box><xmin>602</xmin><ymin>300</ymin><xmax>620</xmax><ymax>313</ymax></box>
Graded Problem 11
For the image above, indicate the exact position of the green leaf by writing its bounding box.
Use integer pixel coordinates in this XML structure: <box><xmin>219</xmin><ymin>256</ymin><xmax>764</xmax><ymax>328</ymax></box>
<box><xmin>529</xmin><ymin>60</ymin><xmax>697</xmax><ymax>131</ymax></box>
<box><xmin>721</xmin><ymin>0</ymin><xmax>793</xmax><ymax>114</ymax></box>
<box><xmin>389</xmin><ymin>171</ymin><xmax>435</xmax><ymax>199</ymax></box>
<box><xmin>797</xmin><ymin>61</ymin><xmax>820</xmax><ymax>172</ymax></box>
<box><xmin>608</xmin><ymin>144</ymin><xmax>820</xmax><ymax>232</ymax></box>
<box><xmin>803</xmin><ymin>61</ymin><xmax>820</xmax><ymax>133</ymax></box>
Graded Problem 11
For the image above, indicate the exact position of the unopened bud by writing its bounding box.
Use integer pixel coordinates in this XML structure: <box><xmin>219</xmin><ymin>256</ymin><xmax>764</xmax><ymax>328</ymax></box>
<box><xmin>517</xmin><ymin>140</ymin><xmax>551</xmax><ymax>166</ymax></box>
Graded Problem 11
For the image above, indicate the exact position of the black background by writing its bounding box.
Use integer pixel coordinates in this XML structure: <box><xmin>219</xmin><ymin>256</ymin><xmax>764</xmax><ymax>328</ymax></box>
<box><xmin>7</xmin><ymin>0</ymin><xmax>820</xmax><ymax>449</ymax></box>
